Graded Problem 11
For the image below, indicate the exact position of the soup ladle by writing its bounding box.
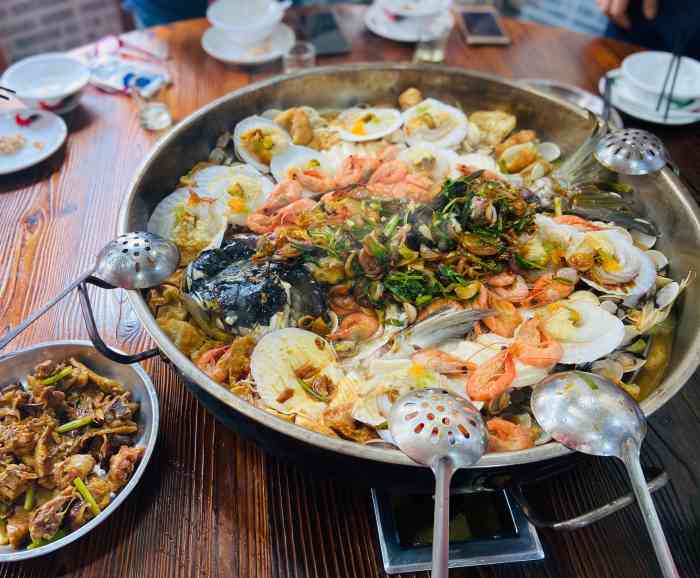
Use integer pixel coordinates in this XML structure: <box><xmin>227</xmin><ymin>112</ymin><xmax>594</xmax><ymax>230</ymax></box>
<box><xmin>531</xmin><ymin>371</ymin><xmax>679</xmax><ymax>578</ymax></box>
<box><xmin>0</xmin><ymin>232</ymin><xmax>179</xmax><ymax>358</ymax></box>
<box><xmin>389</xmin><ymin>388</ymin><xmax>487</xmax><ymax>578</ymax></box>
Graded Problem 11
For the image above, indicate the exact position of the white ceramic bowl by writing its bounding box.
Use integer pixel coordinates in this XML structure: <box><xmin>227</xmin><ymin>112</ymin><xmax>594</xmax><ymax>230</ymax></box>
<box><xmin>206</xmin><ymin>0</ymin><xmax>290</xmax><ymax>46</ymax></box>
<box><xmin>378</xmin><ymin>0</ymin><xmax>452</xmax><ymax>17</ymax></box>
<box><xmin>1</xmin><ymin>53</ymin><xmax>90</xmax><ymax>113</ymax></box>
<box><xmin>621</xmin><ymin>51</ymin><xmax>700</xmax><ymax>101</ymax></box>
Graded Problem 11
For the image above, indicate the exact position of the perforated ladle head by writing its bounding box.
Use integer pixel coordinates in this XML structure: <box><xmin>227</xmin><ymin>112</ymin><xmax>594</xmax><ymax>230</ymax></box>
<box><xmin>389</xmin><ymin>388</ymin><xmax>487</xmax><ymax>578</ymax></box>
<box><xmin>93</xmin><ymin>231</ymin><xmax>180</xmax><ymax>290</ymax></box>
<box><xmin>390</xmin><ymin>387</ymin><xmax>487</xmax><ymax>469</ymax></box>
<box><xmin>594</xmin><ymin>128</ymin><xmax>669</xmax><ymax>176</ymax></box>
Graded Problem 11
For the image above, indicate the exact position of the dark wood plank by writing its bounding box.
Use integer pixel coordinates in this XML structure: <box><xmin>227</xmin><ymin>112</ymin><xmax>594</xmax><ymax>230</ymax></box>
<box><xmin>1</xmin><ymin>6</ymin><xmax>699</xmax><ymax>578</ymax></box>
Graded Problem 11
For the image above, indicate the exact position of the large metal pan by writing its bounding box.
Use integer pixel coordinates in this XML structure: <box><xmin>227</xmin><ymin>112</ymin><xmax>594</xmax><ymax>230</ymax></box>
<box><xmin>115</xmin><ymin>64</ymin><xmax>700</xmax><ymax>474</ymax></box>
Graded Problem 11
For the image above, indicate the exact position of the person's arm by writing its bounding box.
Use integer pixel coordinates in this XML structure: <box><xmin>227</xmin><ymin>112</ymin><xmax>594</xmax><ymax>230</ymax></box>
<box><xmin>597</xmin><ymin>0</ymin><xmax>658</xmax><ymax>29</ymax></box>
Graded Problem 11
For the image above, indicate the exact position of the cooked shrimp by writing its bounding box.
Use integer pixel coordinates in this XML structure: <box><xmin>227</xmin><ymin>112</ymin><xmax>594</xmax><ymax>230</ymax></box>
<box><xmin>259</xmin><ymin>179</ymin><xmax>304</xmax><ymax>214</ymax></box>
<box><xmin>486</xmin><ymin>272</ymin><xmax>516</xmax><ymax>287</ymax></box>
<box><xmin>489</xmin><ymin>275</ymin><xmax>529</xmax><ymax>303</ymax></box>
<box><xmin>486</xmin><ymin>417</ymin><xmax>536</xmax><ymax>452</ymax></box>
<box><xmin>196</xmin><ymin>345</ymin><xmax>230</xmax><ymax>382</ymax></box>
<box><xmin>416</xmin><ymin>298</ymin><xmax>464</xmax><ymax>322</ymax></box>
<box><xmin>366</xmin><ymin>159</ymin><xmax>436</xmax><ymax>202</ymax></box>
<box><xmin>524</xmin><ymin>273</ymin><xmax>575</xmax><ymax>307</ymax></box>
<box><xmin>328</xmin><ymin>285</ymin><xmax>361</xmax><ymax>316</ymax></box>
<box><xmin>277</xmin><ymin>198</ymin><xmax>317</xmax><ymax>225</ymax></box>
<box><xmin>455</xmin><ymin>163</ymin><xmax>504</xmax><ymax>182</ymax></box>
<box><xmin>246</xmin><ymin>212</ymin><xmax>280</xmax><ymax>234</ymax></box>
<box><xmin>554</xmin><ymin>215</ymin><xmax>605</xmax><ymax>231</ymax></box>
<box><xmin>483</xmin><ymin>292</ymin><xmax>522</xmax><ymax>338</ymax></box>
<box><xmin>510</xmin><ymin>318</ymin><xmax>563</xmax><ymax>367</ymax></box>
<box><xmin>466</xmin><ymin>350</ymin><xmax>515</xmax><ymax>401</ymax></box>
<box><xmin>334</xmin><ymin>155</ymin><xmax>379</xmax><ymax>188</ymax></box>
<box><xmin>290</xmin><ymin>167</ymin><xmax>336</xmax><ymax>194</ymax></box>
<box><xmin>329</xmin><ymin>312</ymin><xmax>380</xmax><ymax>341</ymax></box>
<box><xmin>411</xmin><ymin>349</ymin><xmax>475</xmax><ymax>374</ymax></box>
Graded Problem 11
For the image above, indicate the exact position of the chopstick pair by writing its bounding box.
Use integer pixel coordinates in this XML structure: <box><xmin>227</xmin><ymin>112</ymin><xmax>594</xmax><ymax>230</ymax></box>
<box><xmin>655</xmin><ymin>27</ymin><xmax>692</xmax><ymax>121</ymax></box>
<box><xmin>0</xmin><ymin>86</ymin><xmax>16</xmax><ymax>101</ymax></box>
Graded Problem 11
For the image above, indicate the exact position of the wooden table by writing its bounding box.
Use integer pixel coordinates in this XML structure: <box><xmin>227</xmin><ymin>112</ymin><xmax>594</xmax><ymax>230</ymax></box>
<box><xmin>2</xmin><ymin>6</ymin><xmax>699</xmax><ymax>577</ymax></box>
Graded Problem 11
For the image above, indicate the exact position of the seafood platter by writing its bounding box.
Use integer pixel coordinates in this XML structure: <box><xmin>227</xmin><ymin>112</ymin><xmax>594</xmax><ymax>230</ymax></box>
<box><xmin>115</xmin><ymin>64</ymin><xmax>700</xmax><ymax>481</ymax></box>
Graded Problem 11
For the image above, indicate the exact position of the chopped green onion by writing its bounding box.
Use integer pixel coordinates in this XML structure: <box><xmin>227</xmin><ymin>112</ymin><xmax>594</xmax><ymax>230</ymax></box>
<box><xmin>56</xmin><ymin>416</ymin><xmax>94</xmax><ymax>434</ymax></box>
<box><xmin>298</xmin><ymin>379</ymin><xmax>329</xmax><ymax>403</ymax></box>
<box><xmin>376</xmin><ymin>421</ymin><xmax>389</xmax><ymax>430</ymax></box>
<box><xmin>383</xmin><ymin>214</ymin><xmax>400</xmax><ymax>238</ymax></box>
<box><xmin>27</xmin><ymin>529</ymin><xmax>66</xmax><ymax>550</ymax></box>
<box><xmin>515</xmin><ymin>254</ymin><xmax>544</xmax><ymax>270</ymax></box>
<box><xmin>23</xmin><ymin>484</ymin><xmax>34</xmax><ymax>511</ymax></box>
<box><xmin>577</xmin><ymin>372</ymin><xmax>599</xmax><ymax>391</ymax></box>
<box><xmin>40</xmin><ymin>366</ymin><xmax>73</xmax><ymax>386</ymax></box>
<box><xmin>73</xmin><ymin>478</ymin><xmax>101</xmax><ymax>517</ymax></box>
<box><xmin>416</xmin><ymin>294</ymin><xmax>433</xmax><ymax>306</ymax></box>
<box><xmin>625</xmin><ymin>339</ymin><xmax>646</xmax><ymax>354</ymax></box>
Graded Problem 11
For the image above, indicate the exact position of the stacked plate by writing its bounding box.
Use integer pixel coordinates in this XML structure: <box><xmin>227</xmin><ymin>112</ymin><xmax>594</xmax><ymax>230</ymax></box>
<box><xmin>365</xmin><ymin>0</ymin><xmax>454</xmax><ymax>43</ymax></box>
<box><xmin>202</xmin><ymin>0</ymin><xmax>295</xmax><ymax>65</ymax></box>
<box><xmin>602</xmin><ymin>51</ymin><xmax>700</xmax><ymax>125</ymax></box>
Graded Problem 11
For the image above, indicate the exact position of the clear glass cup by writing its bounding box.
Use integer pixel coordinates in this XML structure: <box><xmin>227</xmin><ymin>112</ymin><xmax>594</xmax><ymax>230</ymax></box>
<box><xmin>283</xmin><ymin>41</ymin><xmax>317</xmax><ymax>73</ymax></box>
<box><xmin>413</xmin><ymin>15</ymin><xmax>453</xmax><ymax>64</ymax></box>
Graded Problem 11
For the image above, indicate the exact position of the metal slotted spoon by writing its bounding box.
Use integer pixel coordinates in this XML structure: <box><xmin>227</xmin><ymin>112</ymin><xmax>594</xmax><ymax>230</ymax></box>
<box><xmin>594</xmin><ymin>128</ymin><xmax>669</xmax><ymax>176</ymax></box>
<box><xmin>0</xmin><ymin>232</ymin><xmax>179</xmax><ymax>353</ymax></box>
<box><xmin>390</xmin><ymin>388</ymin><xmax>487</xmax><ymax>578</ymax></box>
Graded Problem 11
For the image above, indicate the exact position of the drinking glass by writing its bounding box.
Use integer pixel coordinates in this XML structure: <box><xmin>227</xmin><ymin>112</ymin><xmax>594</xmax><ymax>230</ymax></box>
<box><xmin>283</xmin><ymin>42</ymin><xmax>317</xmax><ymax>73</ymax></box>
<box><xmin>413</xmin><ymin>15</ymin><xmax>453</xmax><ymax>63</ymax></box>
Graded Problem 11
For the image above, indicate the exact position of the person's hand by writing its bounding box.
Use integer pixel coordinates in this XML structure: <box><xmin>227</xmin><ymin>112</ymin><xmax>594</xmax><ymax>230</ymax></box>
<box><xmin>597</xmin><ymin>0</ymin><xmax>658</xmax><ymax>29</ymax></box>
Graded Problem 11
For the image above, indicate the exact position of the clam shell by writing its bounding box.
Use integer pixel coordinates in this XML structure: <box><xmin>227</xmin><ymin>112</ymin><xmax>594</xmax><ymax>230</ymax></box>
<box><xmin>656</xmin><ymin>281</ymin><xmax>680</xmax><ymax>309</ymax></box>
<box><xmin>451</xmin><ymin>152</ymin><xmax>498</xmax><ymax>177</ymax></box>
<box><xmin>645</xmin><ymin>249</ymin><xmax>669</xmax><ymax>271</ymax></box>
<box><xmin>591</xmin><ymin>359</ymin><xmax>624</xmax><ymax>382</ymax></box>
<box><xmin>630</xmin><ymin>229</ymin><xmax>657</xmax><ymax>249</ymax></box>
<box><xmin>611</xmin><ymin>351</ymin><xmax>647</xmax><ymax>373</ymax></box>
<box><xmin>536</xmin><ymin>142</ymin><xmax>561</xmax><ymax>162</ymax></box>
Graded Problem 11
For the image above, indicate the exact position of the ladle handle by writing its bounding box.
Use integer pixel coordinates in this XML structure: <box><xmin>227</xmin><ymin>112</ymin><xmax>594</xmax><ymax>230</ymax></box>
<box><xmin>432</xmin><ymin>458</ymin><xmax>455</xmax><ymax>578</ymax></box>
<box><xmin>78</xmin><ymin>282</ymin><xmax>159</xmax><ymax>364</ymax></box>
<box><xmin>621</xmin><ymin>440</ymin><xmax>679</xmax><ymax>578</ymax></box>
<box><xmin>0</xmin><ymin>267</ymin><xmax>95</xmax><ymax>351</ymax></box>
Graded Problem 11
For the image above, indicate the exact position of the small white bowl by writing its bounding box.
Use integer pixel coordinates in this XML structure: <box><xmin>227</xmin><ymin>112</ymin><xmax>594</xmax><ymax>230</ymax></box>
<box><xmin>621</xmin><ymin>51</ymin><xmax>700</xmax><ymax>101</ymax></box>
<box><xmin>207</xmin><ymin>0</ymin><xmax>290</xmax><ymax>46</ymax></box>
<box><xmin>1</xmin><ymin>53</ymin><xmax>90</xmax><ymax>113</ymax></box>
<box><xmin>378</xmin><ymin>0</ymin><xmax>452</xmax><ymax>17</ymax></box>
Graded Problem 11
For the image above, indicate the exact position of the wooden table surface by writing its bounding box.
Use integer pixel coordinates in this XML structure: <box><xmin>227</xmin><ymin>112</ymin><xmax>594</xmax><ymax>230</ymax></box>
<box><xmin>1</xmin><ymin>5</ymin><xmax>699</xmax><ymax>577</ymax></box>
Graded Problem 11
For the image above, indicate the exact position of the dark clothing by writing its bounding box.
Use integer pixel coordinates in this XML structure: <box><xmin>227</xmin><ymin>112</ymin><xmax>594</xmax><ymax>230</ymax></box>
<box><xmin>123</xmin><ymin>0</ymin><xmax>208</xmax><ymax>27</ymax></box>
<box><xmin>605</xmin><ymin>0</ymin><xmax>700</xmax><ymax>60</ymax></box>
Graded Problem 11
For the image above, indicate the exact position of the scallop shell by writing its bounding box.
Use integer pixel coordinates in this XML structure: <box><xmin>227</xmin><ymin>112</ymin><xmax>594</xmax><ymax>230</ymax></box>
<box><xmin>402</xmin><ymin>98</ymin><xmax>469</xmax><ymax>149</ymax></box>
<box><xmin>451</xmin><ymin>152</ymin><xmax>498</xmax><ymax>177</ymax></box>
<box><xmin>397</xmin><ymin>142</ymin><xmax>458</xmax><ymax>182</ymax></box>
<box><xmin>335</xmin><ymin>107</ymin><xmax>403</xmax><ymax>143</ymax></box>
<box><xmin>250</xmin><ymin>328</ymin><xmax>340</xmax><ymax>419</ymax></box>
<box><xmin>147</xmin><ymin>188</ymin><xmax>227</xmax><ymax>255</ymax></box>
<box><xmin>233</xmin><ymin>115</ymin><xmax>291</xmax><ymax>172</ymax></box>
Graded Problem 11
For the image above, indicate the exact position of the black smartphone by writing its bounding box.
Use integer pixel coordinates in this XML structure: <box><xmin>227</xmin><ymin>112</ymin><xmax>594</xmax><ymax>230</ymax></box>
<box><xmin>303</xmin><ymin>11</ymin><xmax>351</xmax><ymax>56</ymax></box>
<box><xmin>458</xmin><ymin>6</ymin><xmax>510</xmax><ymax>45</ymax></box>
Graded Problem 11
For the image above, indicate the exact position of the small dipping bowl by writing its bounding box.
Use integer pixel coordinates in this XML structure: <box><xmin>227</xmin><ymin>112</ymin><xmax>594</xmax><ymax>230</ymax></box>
<box><xmin>1</xmin><ymin>53</ymin><xmax>90</xmax><ymax>114</ymax></box>
<box><xmin>206</xmin><ymin>0</ymin><xmax>290</xmax><ymax>46</ymax></box>
<box><xmin>0</xmin><ymin>341</ymin><xmax>159</xmax><ymax>562</ymax></box>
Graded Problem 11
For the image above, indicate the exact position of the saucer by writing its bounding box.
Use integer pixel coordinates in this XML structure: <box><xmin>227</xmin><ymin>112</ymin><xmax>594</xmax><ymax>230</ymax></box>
<box><xmin>599</xmin><ymin>69</ymin><xmax>700</xmax><ymax>126</ymax></box>
<box><xmin>202</xmin><ymin>24</ymin><xmax>295</xmax><ymax>65</ymax></box>
<box><xmin>364</xmin><ymin>3</ymin><xmax>454</xmax><ymax>43</ymax></box>
<box><xmin>0</xmin><ymin>110</ymin><xmax>67</xmax><ymax>175</ymax></box>
<box><xmin>378</xmin><ymin>0</ymin><xmax>452</xmax><ymax>17</ymax></box>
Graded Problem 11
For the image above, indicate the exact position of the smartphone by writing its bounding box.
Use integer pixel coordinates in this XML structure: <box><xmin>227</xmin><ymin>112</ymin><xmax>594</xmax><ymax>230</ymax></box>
<box><xmin>303</xmin><ymin>11</ymin><xmax>351</xmax><ymax>56</ymax></box>
<box><xmin>458</xmin><ymin>6</ymin><xmax>510</xmax><ymax>45</ymax></box>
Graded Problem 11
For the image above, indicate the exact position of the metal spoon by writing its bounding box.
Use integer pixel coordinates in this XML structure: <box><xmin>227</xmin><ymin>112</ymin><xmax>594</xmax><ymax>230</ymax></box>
<box><xmin>390</xmin><ymin>388</ymin><xmax>487</xmax><ymax>578</ymax></box>
<box><xmin>532</xmin><ymin>371</ymin><xmax>679</xmax><ymax>578</ymax></box>
<box><xmin>594</xmin><ymin>128</ymin><xmax>669</xmax><ymax>176</ymax></box>
<box><xmin>0</xmin><ymin>232</ymin><xmax>179</xmax><ymax>351</ymax></box>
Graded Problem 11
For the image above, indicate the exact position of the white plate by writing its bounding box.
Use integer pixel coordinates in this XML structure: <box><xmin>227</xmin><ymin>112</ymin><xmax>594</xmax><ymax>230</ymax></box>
<box><xmin>0</xmin><ymin>110</ymin><xmax>67</xmax><ymax>175</ymax></box>
<box><xmin>622</xmin><ymin>51</ymin><xmax>700</xmax><ymax>101</ymax></box>
<box><xmin>201</xmin><ymin>24</ymin><xmax>295</xmax><ymax>65</ymax></box>
<box><xmin>378</xmin><ymin>0</ymin><xmax>452</xmax><ymax>17</ymax></box>
<box><xmin>599</xmin><ymin>69</ymin><xmax>700</xmax><ymax>126</ymax></box>
<box><xmin>364</xmin><ymin>3</ymin><xmax>454</xmax><ymax>43</ymax></box>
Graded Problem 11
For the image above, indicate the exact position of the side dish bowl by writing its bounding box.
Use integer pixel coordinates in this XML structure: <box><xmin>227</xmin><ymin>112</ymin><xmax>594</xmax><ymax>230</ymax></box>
<box><xmin>0</xmin><ymin>341</ymin><xmax>159</xmax><ymax>562</ymax></box>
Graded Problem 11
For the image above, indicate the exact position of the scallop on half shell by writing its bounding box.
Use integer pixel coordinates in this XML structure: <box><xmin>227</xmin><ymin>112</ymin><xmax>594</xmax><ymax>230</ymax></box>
<box><xmin>270</xmin><ymin>145</ymin><xmax>335</xmax><ymax>194</ymax></box>
<box><xmin>335</xmin><ymin>107</ymin><xmax>403</xmax><ymax>143</ymax></box>
<box><xmin>233</xmin><ymin>115</ymin><xmax>292</xmax><ymax>172</ymax></box>
<box><xmin>397</xmin><ymin>141</ymin><xmax>458</xmax><ymax>182</ymax></box>
<box><xmin>251</xmin><ymin>328</ymin><xmax>346</xmax><ymax>420</ymax></box>
<box><xmin>403</xmin><ymin>98</ymin><xmax>470</xmax><ymax>149</ymax></box>
<box><xmin>147</xmin><ymin>188</ymin><xmax>227</xmax><ymax>264</ymax></box>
